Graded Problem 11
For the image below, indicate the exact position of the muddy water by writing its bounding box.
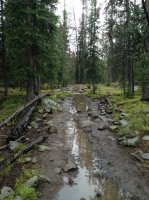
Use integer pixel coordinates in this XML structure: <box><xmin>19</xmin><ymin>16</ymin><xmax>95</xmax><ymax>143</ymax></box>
<box><xmin>57</xmin><ymin>95</ymin><xmax>123</xmax><ymax>200</ymax></box>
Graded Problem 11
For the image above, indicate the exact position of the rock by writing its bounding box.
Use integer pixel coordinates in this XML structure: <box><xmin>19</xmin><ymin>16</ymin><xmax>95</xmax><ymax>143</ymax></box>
<box><xmin>68</xmin><ymin>177</ymin><xmax>74</xmax><ymax>184</ymax></box>
<box><xmin>14</xmin><ymin>196</ymin><xmax>23</xmax><ymax>200</ymax></box>
<box><xmin>38</xmin><ymin>145</ymin><xmax>52</xmax><ymax>152</ymax></box>
<box><xmin>9</xmin><ymin>141</ymin><xmax>22</xmax><ymax>152</ymax></box>
<box><xmin>131</xmin><ymin>150</ymin><xmax>143</xmax><ymax>161</ymax></box>
<box><xmin>50</xmin><ymin>125</ymin><xmax>57</xmax><ymax>134</ymax></box>
<box><xmin>88</xmin><ymin>111</ymin><xmax>99</xmax><ymax>119</ymax></box>
<box><xmin>55</xmin><ymin>168</ymin><xmax>61</xmax><ymax>174</ymax></box>
<box><xmin>36</xmin><ymin>118</ymin><xmax>42</xmax><ymax>122</ymax></box>
<box><xmin>79</xmin><ymin>120</ymin><xmax>94</xmax><ymax>128</ymax></box>
<box><xmin>0</xmin><ymin>187</ymin><xmax>14</xmax><ymax>199</ymax></box>
<box><xmin>25</xmin><ymin>176</ymin><xmax>39</xmax><ymax>188</ymax></box>
<box><xmin>113</xmin><ymin>121</ymin><xmax>121</xmax><ymax>125</ymax></box>
<box><xmin>109</xmin><ymin>125</ymin><xmax>118</xmax><ymax>131</ymax></box>
<box><xmin>32</xmin><ymin>157</ymin><xmax>38</xmax><ymax>163</ymax></box>
<box><xmin>38</xmin><ymin>109</ymin><xmax>44</xmax><ymax>114</ymax></box>
<box><xmin>142</xmin><ymin>135</ymin><xmax>149</xmax><ymax>141</ymax></box>
<box><xmin>39</xmin><ymin>175</ymin><xmax>51</xmax><ymax>183</ymax></box>
<box><xmin>94</xmin><ymin>170</ymin><xmax>103</xmax><ymax>178</ymax></box>
<box><xmin>45</xmin><ymin>108</ymin><xmax>51</xmax><ymax>113</ymax></box>
<box><xmin>98</xmin><ymin>124</ymin><xmax>108</xmax><ymax>131</ymax></box>
<box><xmin>119</xmin><ymin>136</ymin><xmax>140</xmax><ymax>147</ymax></box>
<box><xmin>141</xmin><ymin>153</ymin><xmax>149</xmax><ymax>160</ymax></box>
<box><xmin>120</xmin><ymin>120</ymin><xmax>128</xmax><ymax>126</ymax></box>
<box><xmin>80</xmin><ymin>198</ymin><xmax>86</xmax><ymax>200</ymax></box>
<box><xmin>64</xmin><ymin>161</ymin><xmax>78</xmax><ymax>172</ymax></box>
<box><xmin>43</xmin><ymin>98</ymin><xmax>62</xmax><ymax>111</ymax></box>
<box><xmin>106</xmin><ymin>109</ymin><xmax>113</xmax><ymax>114</ymax></box>
<box><xmin>24</xmin><ymin>157</ymin><xmax>32</xmax><ymax>163</ymax></box>
<box><xmin>31</xmin><ymin>121</ymin><xmax>39</xmax><ymax>129</ymax></box>
<box><xmin>43</xmin><ymin>113</ymin><xmax>48</xmax><ymax>119</ymax></box>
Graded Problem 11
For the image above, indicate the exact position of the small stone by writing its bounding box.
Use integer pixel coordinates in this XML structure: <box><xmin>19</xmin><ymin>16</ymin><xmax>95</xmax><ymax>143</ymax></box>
<box><xmin>39</xmin><ymin>175</ymin><xmax>51</xmax><ymax>183</ymax></box>
<box><xmin>98</xmin><ymin>124</ymin><xmax>108</xmax><ymax>131</ymax></box>
<box><xmin>64</xmin><ymin>161</ymin><xmax>77</xmax><ymax>172</ymax></box>
<box><xmin>24</xmin><ymin>157</ymin><xmax>32</xmax><ymax>163</ymax></box>
<box><xmin>32</xmin><ymin>157</ymin><xmax>38</xmax><ymax>163</ymax></box>
<box><xmin>9</xmin><ymin>141</ymin><xmax>22</xmax><ymax>152</ymax></box>
<box><xmin>142</xmin><ymin>136</ymin><xmax>149</xmax><ymax>141</ymax></box>
<box><xmin>55</xmin><ymin>168</ymin><xmax>61</xmax><ymax>174</ymax></box>
<box><xmin>109</xmin><ymin>125</ymin><xmax>118</xmax><ymax>131</ymax></box>
<box><xmin>25</xmin><ymin>176</ymin><xmax>39</xmax><ymax>187</ymax></box>
<box><xmin>36</xmin><ymin>118</ymin><xmax>42</xmax><ymax>122</ymax></box>
<box><xmin>31</xmin><ymin>121</ymin><xmax>39</xmax><ymax>129</ymax></box>
<box><xmin>38</xmin><ymin>145</ymin><xmax>52</xmax><ymax>152</ymax></box>
<box><xmin>141</xmin><ymin>153</ymin><xmax>149</xmax><ymax>160</ymax></box>
<box><xmin>80</xmin><ymin>198</ymin><xmax>86</xmax><ymax>200</ymax></box>
<box><xmin>1</xmin><ymin>186</ymin><xmax>14</xmax><ymax>199</ymax></box>
<box><xmin>27</xmin><ymin>126</ymin><xmax>32</xmax><ymax>130</ymax></box>
<box><xmin>68</xmin><ymin>177</ymin><xmax>74</xmax><ymax>184</ymax></box>
<box><xmin>50</xmin><ymin>125</ymin><xmax>57</xmax><ymax>134</ymax></box>
<box><xmin>120</xmin><ymin>120</ymin><xmax>128</xmax><ymax>126</ymax></box>
<box><xmin>38</xmin><ymin>109</ymin><xmax>44</xmax><ymax>114</ymax></box>
<box><xmin>43</xmin><ymin>113</ymin><xmax>48</xmax><ymax>119</ymax></box>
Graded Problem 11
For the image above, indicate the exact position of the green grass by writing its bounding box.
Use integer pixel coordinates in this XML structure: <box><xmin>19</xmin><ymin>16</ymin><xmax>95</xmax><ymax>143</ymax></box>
<box><xmin>0</xmin><ymin>88</ymin><xmax>25</xmax><ymax>122</ymax></box>
<box><xmin>86</xmin><ymin>84</ymin><xmax>149</xmax><ymax>137</ymax></box>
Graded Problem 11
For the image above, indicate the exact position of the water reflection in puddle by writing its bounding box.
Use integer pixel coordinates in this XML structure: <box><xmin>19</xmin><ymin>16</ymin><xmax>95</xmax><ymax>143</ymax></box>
<box><xmin>57</xmin><ymin>96</ymin><xmax>123</xmax><ymax>200</ymax></box>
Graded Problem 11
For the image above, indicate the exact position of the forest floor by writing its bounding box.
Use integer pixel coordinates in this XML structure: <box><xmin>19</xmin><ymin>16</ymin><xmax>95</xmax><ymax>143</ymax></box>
<box><xmin>0</xmin><ymin>85</ymin><xmax>149</xmax><ymax>200</ymax></box>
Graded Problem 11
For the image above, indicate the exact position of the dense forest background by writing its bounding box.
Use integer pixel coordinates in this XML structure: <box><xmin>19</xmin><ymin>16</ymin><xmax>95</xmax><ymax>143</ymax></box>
<box><xmin>0</xmin><ymin>0</ymin><xmax>149</xmax><ymax>101</ymax></box>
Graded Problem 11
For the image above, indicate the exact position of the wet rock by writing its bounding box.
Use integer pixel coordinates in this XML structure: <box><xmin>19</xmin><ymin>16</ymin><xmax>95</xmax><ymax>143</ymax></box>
<box><xmin>14</xmin><ymin>196</ymin><xmax>23</xmax><ymax>200</ymax></box>
<box><xmin>88</xmin><ymin>111</ymin><xmax>99</xmax><ymax>119</ymax></box>
<box><xmin>142</xmin><ymin>135</ymin><xmax>149</xmax><ymax>141</ymax></box>
<box><xmin>38</xmin><ymin>145</ymin><xmax>52</xmax><ymax>152</ymax></box>
<box><xmin>45</xmin><ymin>108</ymin><xmax>51</xmax><ymax>113</ymax></box>
<box><xmin>55</xmin><ymin>168</ymin><xmax>61</xmax><ymax>174</ymax></box>
<box><xmin>39</xmin><ymin>175</ymin><xmax>51</xmax><ymax>183</ymax></box>
<box><xmin>113</xmin><ymin>121</ymin><xmax>121</xmax><ymax>125</ymax></box>
<box><xmin>68</xmin><ymin>177</ymin><xmax>74</xmax><ymax>185</ymax></box>
<box><xmin>141</xmin><ymin>153</ymin><xmax>149</xmax><ymax>160</ymax></box>
<box><xmin>119</xmin><ymin>136</ymin><xmax>140</xmax><ymax>147</ymax></box>
<box><xmin>80</xmin><ymin>198</ymin><xmax>86</xmax><ymax>200</ymax></box>
<box><xmin>64</xmin><ymin>161</ymin><xmax>78</xmax><ymax>172</ymax></box>
<box><xmin>83</xmin><ymin>127</ymin><xmax>92</xmax><ymax>133</ymax></box>
<box><xmin>109</xmin><ymin>125</ymin><xmax>118</xmax><ymax>132</ymax></box>
<box><xmin>25</xmin><ymin>176</ymin><xmax>39</xmax><ymax>188</ymax></box>
<box><xmin>106</xmin><ymin>109</ymin><xmax>113</xmax><ymax>114</ymax></box>
<box><xmin>94</xmin><ymin>170</ymin><xmax>103</xmax><ymax>178</ymax></box>
<box><xmin>9</xmin><ymin>141</ymin><xmax>22</xmax><ymax>152</ymax></box>
<box><xmin>31</xmin><ymin>121</ymin><xmax>39</xmax><ymax>129</ymax></box>
<box><xmin>0</xmin><ymin>186</ymin><xmax>14</xmax><ymax>199</ymax></box>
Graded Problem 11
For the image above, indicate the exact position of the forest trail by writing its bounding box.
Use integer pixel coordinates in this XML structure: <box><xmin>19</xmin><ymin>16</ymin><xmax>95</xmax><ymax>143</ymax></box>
<box><xmin>38</xmin><ymin>86</ymin><xmax>149</xmax><ymax>200</ymax></box>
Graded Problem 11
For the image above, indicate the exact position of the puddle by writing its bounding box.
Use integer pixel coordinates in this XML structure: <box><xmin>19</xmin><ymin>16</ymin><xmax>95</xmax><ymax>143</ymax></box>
<box><xmin>57</xmin><ymin>95</ymin><xmax>123</xmax><ymax>200</ymax></box>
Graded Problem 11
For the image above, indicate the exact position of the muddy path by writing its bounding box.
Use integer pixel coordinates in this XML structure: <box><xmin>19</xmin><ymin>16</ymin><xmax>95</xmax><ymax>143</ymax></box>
<box><xmin>38</xmin><ymin>87</ymin><xmax>149</xmax><ymax>200</ymax></box>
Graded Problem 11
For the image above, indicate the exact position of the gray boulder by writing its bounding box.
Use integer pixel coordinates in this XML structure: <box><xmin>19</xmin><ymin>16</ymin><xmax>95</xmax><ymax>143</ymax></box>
<box><xmin>119</xmin><ymin>136</ymin><xmax>140</xmax><ymax>147</ymax></box>
<box><xmin>38</xmin><ymin>145</ymin><xmax>52</xmax><ymax>152</ymax></box>
<box><xmin>9</xmin><ymin>141</ymin><xmax>22</xmax><ymax>152</ymax></box>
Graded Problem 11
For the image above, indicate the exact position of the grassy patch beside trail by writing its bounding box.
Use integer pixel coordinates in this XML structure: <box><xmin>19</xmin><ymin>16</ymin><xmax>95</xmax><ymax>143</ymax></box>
<box><xmin>86</xmin><ymin>84</ymin><xmax>149</xmax><ymax>137</ymax></box>
<box><xmin>0</xmin><ymin>88</ymin><xmax>25</xmax><ymax>122</ymax></box>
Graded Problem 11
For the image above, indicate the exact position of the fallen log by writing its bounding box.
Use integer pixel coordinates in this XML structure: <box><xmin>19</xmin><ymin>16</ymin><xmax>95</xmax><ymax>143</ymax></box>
<box><xmin>0</xmin><ymin>93</ymin><xmax>50</xmax><ymax>128</ymax></box>
<box><xmin>6</xmin><ymin>105</ymin><xmax>36</xmax><ymax>142</ymax></box>
<box><xmin>0</xmin><ymin>135</ymin><xmax>48</xmax><ymax>167</ymax></box>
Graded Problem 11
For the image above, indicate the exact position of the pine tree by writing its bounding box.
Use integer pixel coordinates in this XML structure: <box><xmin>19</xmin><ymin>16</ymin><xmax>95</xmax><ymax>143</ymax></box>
<box><xmin>5</xmin><ymin>0</ymin><xmax>58</xmax><ymax>100</ymax></box>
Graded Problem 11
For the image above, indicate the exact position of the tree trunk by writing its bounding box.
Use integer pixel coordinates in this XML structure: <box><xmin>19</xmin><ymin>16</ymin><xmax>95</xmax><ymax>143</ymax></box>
<box><xmin>0</xmin><ymin>0</ymin><xmax>8</xmax><ymax>96</ymax></box>
<box><xmin>142</xmin><ymin>0</ymin><xmax>149</xmax><ymax>100</ymax></box>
